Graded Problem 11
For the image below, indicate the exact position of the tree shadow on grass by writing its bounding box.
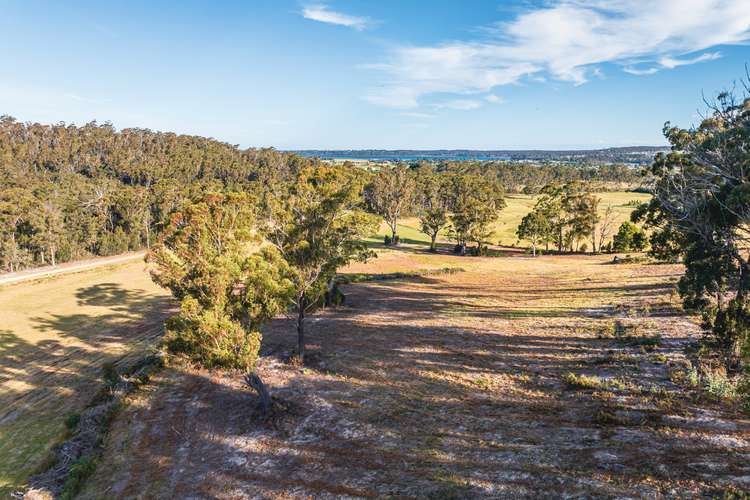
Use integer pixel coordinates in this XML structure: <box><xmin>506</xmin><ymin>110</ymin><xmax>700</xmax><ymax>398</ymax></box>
<box><xmin>0</xmin><ymin>283</ymin><xmax>174</xmax><ymax>494</ymax></box>
<box><xmin>77</xmin><ymin>264</ymin><xmax>746</xmax><ymax>497</ymax></box>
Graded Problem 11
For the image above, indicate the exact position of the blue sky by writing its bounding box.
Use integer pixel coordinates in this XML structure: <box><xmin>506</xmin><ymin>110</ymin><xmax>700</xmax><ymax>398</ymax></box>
<box><xmin>1</xmin><ymin>1</ymin><xmax>749</xmax><ymax>149</ymax></box>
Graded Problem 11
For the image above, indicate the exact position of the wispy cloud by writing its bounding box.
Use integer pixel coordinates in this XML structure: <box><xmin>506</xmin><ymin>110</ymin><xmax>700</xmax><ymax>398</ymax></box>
<box><xmin>485</xmin><ymin>94</ymin><xmax>503</xmax><ymax>104</ymax></box>
<box><xmin>400</xmin><ymin>111</ymin><xmax>435</xmax><ymax>119</ymax></box>
<box><xmin>302</xmin><ymin>3</ymin><xmax>370</xmax><ymax>30</ymax></box>
<box><xmin>622</xmin><ymin>66</ymin><xmax>660</xmax><ymax>76</ymax></box>
<box><xmin>365</xmin><ymin>0</ymin><xmax>750</xmax><ymax>108</ymax></box>
<box><xmin>659</xmin><ymin>51</ymin><xmax>722</xmax><ymax>69</ymax></box>
<box><xmin>438</xmin><ymin>99</ymin><xmax>483</xmax><ymax>110</ymax></box>
<box><xmin>624</xmin><ymin>51</ymin><xmax>722</xmax><ymax>75</ymax></box>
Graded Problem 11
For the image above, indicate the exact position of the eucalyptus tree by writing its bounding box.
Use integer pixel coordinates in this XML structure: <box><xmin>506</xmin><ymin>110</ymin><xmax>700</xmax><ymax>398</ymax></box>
<box><xmin>642</xmin><ymin>81</ymin><xmax>750</xmax><ymax>367</ymax></box>
<box><xmin>264</xmin><ymin>164</ymin><xmax>378</xmax><ymax>362</ymax></box>
<box><xmin>365</xmin><ymin>164</ymin><xmax>416</xmax><ymax>244</ymax></box>
<box><xmin>149</xmin><ymin>192</ymin><xmax>294</xmax><ymax>391</ymax></box>
<box><xmin>447</xmin><ymin>174</ymin><xmax>506</xmax><ymax>255</ymax></box>
<box><xmin>417</xmin><ymin>173</ymin><xmax>451</xmax><ymax>252</ymax></box>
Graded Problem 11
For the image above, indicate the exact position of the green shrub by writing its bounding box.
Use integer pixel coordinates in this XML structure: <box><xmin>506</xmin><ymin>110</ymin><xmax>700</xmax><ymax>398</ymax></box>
<box><xmin>60</xmin><ymin>455</ymin><xmax>97</xmax><ymax>500</ymax></box>
<box><xmin>101</xmin><ymin>362</ymin><xmax>121</xmax><ymax>386</ymax></box>
<box><xmin>164</xmin><ymin>299</ymin><xmax>262</xmax><ymax>370</ymax></box>
<box><xmin>613</xmin><ymin>221</ymin><xmax>647</xmax><ymax>252</ymax></box>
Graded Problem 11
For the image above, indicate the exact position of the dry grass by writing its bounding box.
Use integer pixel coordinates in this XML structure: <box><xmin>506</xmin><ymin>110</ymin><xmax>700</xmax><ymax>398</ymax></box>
<box><xmin>366</xmin><ymin>191</ymin><xmax>651</xmax><ymax>247</ymax></box>
<box><xmin>0</xmin><ymin>260</ymin><xmax>171</xmax><ymax>494</ymax></box>
<box><xmin>77</xmin><ymin>250</ymin><xmax>750</xmax><ymax>498</ymax></box>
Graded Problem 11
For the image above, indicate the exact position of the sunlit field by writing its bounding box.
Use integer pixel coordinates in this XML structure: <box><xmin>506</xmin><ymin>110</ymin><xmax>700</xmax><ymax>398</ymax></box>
<box><xmin>366</xmin><ymin>191</ymin><xmax>651</xmax><ymax>247</ymax></box>
<box><xmin>0</xmin><ymin>261</ymin><xmax>171</xmax><ymax>494</ymax></box>
<box><xmin>0</xmin><ymin>191</ymin><xmax>651</xmax><ymax>493</ymax></box>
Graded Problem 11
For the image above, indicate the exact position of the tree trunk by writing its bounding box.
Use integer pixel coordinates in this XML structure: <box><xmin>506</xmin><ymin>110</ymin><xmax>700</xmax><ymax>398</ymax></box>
<box><xmin>532</xmin><ymin>243</ymin><xmax>536</xmax><ymax>257</ymax></box>
<box><xmin>390</xmin><ymin>221</ymin><xmax>398</xmax><ymax>244</ymax></box>
<box><xmin>430</xmin><ymin>233</ymin><xmax>437</xmax><ymax>252</ymax></box>
<box><xmin>244</xmin><ymin>372</ymin><xmax>272</xmax><ymax>416</ymax></box>
<box><xmin>591</xmin><ymin>229</ymin><xmax>596</xmax><ymax>254</ymax></box>
<box><xmin>50</xmin><ymin>245</ymin><xmax>56</xmax><ymax>267</ymax></box>
<box><xmin>297</xmin><ymin>301</ymin><xmax>305</xmax><ymax>363</ymax></box>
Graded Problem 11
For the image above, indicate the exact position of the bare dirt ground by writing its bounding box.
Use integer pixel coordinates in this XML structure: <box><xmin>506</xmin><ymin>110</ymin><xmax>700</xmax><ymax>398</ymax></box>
<box><xmin>81</xmin><ymin>250</ymin><xmax>750</xmax><ymax>498</ymax></box>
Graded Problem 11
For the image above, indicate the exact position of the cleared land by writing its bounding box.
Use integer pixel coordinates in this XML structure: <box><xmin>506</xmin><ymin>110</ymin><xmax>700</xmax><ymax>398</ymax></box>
<box><xmin>0</xmin><ymin>260</ymin><xmax>171</xmax><ymax>494</ymax></box>
<box><xmin>366</xmin><ymin>191</ymin><xmax>651</xmax><ymax>247</ymax></box>
<box><xmin>6</xmin><ymin>190</ymin><xmax>748</xmax><ymax>497</ymax></box>
<box><xmin>78</xmin><ymin>248</ymin><xmax>750</xmax><ymax>497</ymax></box>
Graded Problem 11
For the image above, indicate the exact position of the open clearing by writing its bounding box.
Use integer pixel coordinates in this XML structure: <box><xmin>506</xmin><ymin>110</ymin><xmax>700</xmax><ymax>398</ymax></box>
<box><xmin>5</xmin><ymin>191</ymin><xmax>748</xmax><ymax>497</ymax></box>
<box><xmin>77</xmin><ymin>248</ymin><xmax>750</xmax><ymax>498</ymax></box>
<box><xmin>0</xmin><ymin>260</ymin><xmax>171</xmax><ymax>494</ymax></box>
<box><xmin>366</xmin><ymin>191</ymin><xmax>650</xmax><ymax>247</ymax></box>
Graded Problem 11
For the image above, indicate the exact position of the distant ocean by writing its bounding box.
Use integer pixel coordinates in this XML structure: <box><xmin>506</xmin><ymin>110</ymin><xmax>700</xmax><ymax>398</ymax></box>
<box><xmin>290</xmin><ymin>147</ymin><xmax>667</xmax><ymax>165</ymax></box>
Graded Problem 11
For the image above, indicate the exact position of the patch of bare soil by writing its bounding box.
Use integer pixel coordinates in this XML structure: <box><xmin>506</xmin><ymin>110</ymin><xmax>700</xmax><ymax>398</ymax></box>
<box><xmin>81</xmin><ymin>255</ymin><xmax>750</xmax><ymax>498</ymax></box>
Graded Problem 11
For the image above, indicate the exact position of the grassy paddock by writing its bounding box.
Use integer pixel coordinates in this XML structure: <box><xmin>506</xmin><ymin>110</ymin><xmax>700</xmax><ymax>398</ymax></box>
<box><xmin>0</xmin><ymin>260</ymin><xmax>171</xmax><ymax>494</ymax></box>
<box><xmin>366</xmin><ymin>191</ymin><xmax>650</xmax><ymax>248</ymax></box>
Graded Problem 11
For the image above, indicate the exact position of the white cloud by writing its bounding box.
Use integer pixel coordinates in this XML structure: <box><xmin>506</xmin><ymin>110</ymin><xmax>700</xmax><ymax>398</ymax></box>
<box><xmin>659</xmin><ymin>51</ymin><xmax>722</xmax><ymax>69</ymax></box>
<box><xmin>436</xmin><ymin>99</ymin><xmax>483</xmax><ymax>110</ymax></box>
<box><xmin>625</xmin><ymin>51</ymin><xmax>722</xmax><ymax>75</ymax></box>
<box><xmin>302</xmin><ymin>3</ymin><xmax>370</xmax><ymax>30</ymax></box>
<box><xmin>485</xmin><ymin>94</ymin><xmax>503</xmax><ymax>103</ymax></box>
<box><xmin>622</xmin><ymin>66</ymin><xmax>660</xmax><ymax>76</ymax></box>
<box><xmin>365</xmin><ymin>0</ymin><xmax>750</xmax><ymax>108</ymax></box>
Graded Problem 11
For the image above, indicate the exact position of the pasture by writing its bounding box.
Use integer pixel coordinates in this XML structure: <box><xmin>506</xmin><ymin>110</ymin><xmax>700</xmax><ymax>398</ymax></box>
<box><xmin>0</xmin><ymin>261</ymin><xmax>171</xmax><ymax>494</ymax></box>
<box><xmin>366</xmin><ymin>191</ymin><xmax>651</xmax><ymax>247</ymax></box>
<box><xmin>5</xmin><ymin>190</ymin><xmax>748</xmax><ymax>497</ymax></box>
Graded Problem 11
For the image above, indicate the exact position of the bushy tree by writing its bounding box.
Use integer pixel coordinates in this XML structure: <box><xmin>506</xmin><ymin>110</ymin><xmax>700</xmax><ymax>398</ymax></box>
<box><xmin>0</xmin><ymin>188</ymin><xmax>37</xmax><ymax>272</ymax></box>
<box><xmin>365</xmin><ymin>164</ymin><xmax>415</xmax><ymax>244</ymax></box>
<box><xmin>612</xmin><ymin>221</ymin><xmax>646</xmax><ymax>252</ymax></box>
<box><xmin>516</xmin><ymin>210</ymin><xmax>551</xmax><ymax>256</ymax></box>
<box><xmin>643</xmin><ymin>80</ymin><xmax>750</xmax><ymax>368</ymax></box>
<box><xmin>264</xmin><ymin>164</ymin><xmax>378</xmax><ymax>362</ymax></box>
<box><xmin>149</xmin><ymin>192</ymin><xmax>293</xmax><ymax>372</ymax></box>
<box><xmin>447</xmin><ymin>174</ymin><xmax>505</xmax><ymax>255</ymax></box>
<box><xmin>417</xmin><ymin>173</ymin><xmax>450</xmax><ymax>252</ymax></box>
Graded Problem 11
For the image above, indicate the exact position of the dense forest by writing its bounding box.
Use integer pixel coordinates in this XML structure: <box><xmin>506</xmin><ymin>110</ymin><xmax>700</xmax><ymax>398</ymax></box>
<box><xmin>0</xmin><ymin>116</ymin><xmax>309</xmax><ymax>271</ymax></box>
<box><xmin>0</xmin><ymin>115</ymin><xmax>644</xmax><ymax>273</ymax></box>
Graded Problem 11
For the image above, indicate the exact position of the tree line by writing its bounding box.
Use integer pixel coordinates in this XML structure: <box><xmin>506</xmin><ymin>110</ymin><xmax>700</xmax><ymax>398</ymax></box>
<box><xmin>515</xmin><ymin>182</ymin><xmax>646</xmax><ymax>256</ymax></box>
<box><xmin>3</xmin><ymin>117</ymin><xmax>627</xmax><ymax>273</ymax></box>
<box><xmin>0</xmin><ymin>116</ymin><xmax>309</xmax><ymax>272</ymax></box>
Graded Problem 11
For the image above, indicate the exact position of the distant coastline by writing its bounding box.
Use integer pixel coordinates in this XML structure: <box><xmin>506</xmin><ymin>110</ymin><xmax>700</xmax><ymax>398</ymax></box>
<box><xmin>290</xmin><ymin>146</ymin><xmax>668</xmax><ymax>165</ymax></box>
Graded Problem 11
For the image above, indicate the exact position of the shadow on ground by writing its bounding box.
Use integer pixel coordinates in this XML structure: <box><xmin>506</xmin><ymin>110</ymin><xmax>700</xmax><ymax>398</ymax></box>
<box><xmin>0</xmin><ymin>283</ymin><xmax>173</xmax><ymax>494</ymax></box>
<box><xmin>79</xmin><ymin>264</ymin><xmax>750</xmax><ymax>498</ymax></box>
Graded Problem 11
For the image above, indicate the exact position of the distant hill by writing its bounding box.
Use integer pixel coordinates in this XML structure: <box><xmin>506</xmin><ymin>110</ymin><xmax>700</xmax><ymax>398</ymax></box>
<box><xmin>291</xmin><ymin>146</ymin><xmax>668</xmax><ymax>165</ymax></box>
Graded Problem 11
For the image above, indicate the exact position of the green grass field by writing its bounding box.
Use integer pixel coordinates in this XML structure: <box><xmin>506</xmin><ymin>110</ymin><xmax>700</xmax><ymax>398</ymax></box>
<box><xmin>367</xmin><ymin>191</ymin><xmax>651</xmax><ymax>247</ymax></box>
<box><xmin>0</xmin><ymin>261</ymin><xmax>171</xmax><ymax>495</ymax></box>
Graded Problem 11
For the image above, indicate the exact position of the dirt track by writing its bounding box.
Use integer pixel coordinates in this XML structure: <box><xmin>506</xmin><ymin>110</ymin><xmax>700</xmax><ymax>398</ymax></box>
<box><xmin>0</xmin><ymin>251</ymin><xmax>146</xmax><ymax>287</ymax></box>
